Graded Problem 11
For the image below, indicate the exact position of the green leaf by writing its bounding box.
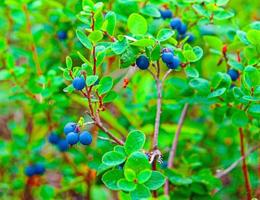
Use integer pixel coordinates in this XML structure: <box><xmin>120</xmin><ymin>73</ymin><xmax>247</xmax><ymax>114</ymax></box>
<box><xmin>208</xmin><ymin>88</ymin><xmax>226</xmax><ymax>98</ymax></box>
<box><xmin>131</xmin><ymin>39</ymin><xmax>155</xmax><ymax>47</ymax></box>
<box><xmin>140</xmin><ymin>4</ymin><xmax>160</xmax><ymax>18</ymax></box>
<box><xmin>86</xmin><ymin>75</ymin><xmax>98</xmax><ymax>86</ymax></box>
<box><xmin>117</xmin><ymin>179</ymin><xmax>136</xmax><ymax>192</ymax></box>
<box><xmin>228</xmin><ymin>60</ymin><xmax>244</xmax><ymax>71</ymax></box>
<box><xmin>185</xmin><ymin>67</ymin><xmax>199</xmax><ymax>78</ymax></box>
<box><xmin>104</xmin><ymin>11</ymin><xmax>116</xmax><ymax>35</ymax></box>
<box><xmin>151</xmin><ymin>44</ymin><xmax>161</xmax><ymax>61</ymax></box>
<box><xmin>96</xmin><ymin>50</ymin><xmax>106</xmax><ymax>66</ymax></box>
<box><xmin>165</xmin><ymin>169</ymin><xmax>192</xmax><ymax>186</ymax></box>
<box><xmin>102</xmin><ymin>151</ymin><xmax>126</xmax><ymax>167</ymax></box>
<box><xmin>98</xmin><ymin>76</ymin><xmax>113</xmax><ymax>95</ymax></box>
<box><xmin>189</xmin><ymin>78</ymin><xmax>210</xmax><ymax>95</ymax></box>
<box><xmin>120</xmin><ymin>46</ymin><xmax>139</xmax><ymax>68</ymax></box>
<box><xmin>124</xmin><ymin>168</ymin><xmax>136</xmax><ymax>182</ymax></box>
<box><xmin>127</xmin><ymin>13</ymin><xmax>147</xmax><ymax>35</ymax></box>
<box><xmin>124</xmin><ymin>152</ymin><xmax>150</xmax><ymax>175</ymax></box>
<box><xmin>232</xmin><ymin>110</ymin><xmax>248</xmax><ymax>127</ymax></box>
<box><xmin>63</xmin><ymin>84</ymin><xmax>75</xmax><ymax>93</ymax></box>
<box><xmin>124</xmin><ymin>130</ymin><xmax>145</xmax><ymax>155</ymax></box>
<box><xmin>103</xmin><ymin>91</ymin><xmax>118</xmax><ymax>103</ymax></box>
<box><xmin>246</xmin><ymin>30</ymin><xmax>260</xmax><ymax>45</ymax></box>
<box><xmin>248</xmin><ymin>104</ymin><xmax>260</xmax><ymax>118</ymax></box>
<box><xmin>88</xmin><ymin>30</ymin><xmax>103</xmax><ymax>43</ymax></box>
<box><xmin>97</xmin><ymin>163</ymin><xmax>112</xmax><ymax>175</ymax></box>
<box><xmin>214</xmin><ymin>10</ymin><xmax>234</xmax><ymax>20</ymax></box>
<box><xmin>144</xmin><ymin>171</ymin><xmax>165</xmax><ymax>190</ymax></box>
<box><xmin>157</xmin><ymin>29</ymin><xmax>175</xmax><ymax>42</ymax></box>
<box><xmin>242</xmin><ymin>66</ymin><xmax>260</xmax><ymax>89</ymax></box>
<box><xmin>102</xmin><ymin>169</ymin><xmax>124</xmax><ymax>190</ymax></box>
<box><xmin>211</xmin><ymin>72</ymin><xmax>231</xmax><ymax>89</ymax></box>
<box><xmin>111</xmin><ymin>38</ymin><xmax>128</xmax><ymax>54</ymax></box>
<box><xmin>66</xmin><ymin>56</ymin><xmax>72</xmax><ymax>70</ymax></box>
<box><xmin>137</xmin><ymin>169</ymin><xmax>152</xmax><ymax>184</ymax></box>
<box><xmin>76</xmin><ymin>29</ymin><xmax>92</xmax><ymax>50</ymax></box>
<box><xmin>130</xmin><ymin>184</ymin><xmax>151</xmax><ymax>200</ymax></box>
<box><xmin>192</xmin><ymin>46</ymin><xmax>203</xmax><ymax>62</ymax></box>
<box><xmin>236</xmin><ymin>30</ymin><xmax>250</xmax><ymax>45</ymax></box>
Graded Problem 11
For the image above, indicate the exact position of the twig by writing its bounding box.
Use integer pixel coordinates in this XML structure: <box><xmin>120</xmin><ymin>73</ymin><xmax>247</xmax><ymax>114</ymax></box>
<box><xmin>147</xmin><ymin>68</ymin><xmax>157</xmax><ymax>80</ymax></box>
<box><xmin>95</xmin><ymin>112</ymin><xmax>124</xmax><ymax>145</ymax></box>
<box><xmin>239</xmin><ymin>127</ymin><xmax>252</xmax><ymax>200</ymax></box>
<box><xmin>98</xmin><ymin>136</ymin><xmax>117</xmax><ymax>144</ymax></box>
<box><xmin>162</xmin><ymin>69</ymin><xmax>173</xmax><ymax>83</ymax></box>
<box><xmin>152</xmin><ymin>79</ymin><xmax>162</xmax><ymax>150</ymax></box>
<box><xmin>215</xmin><ymin>145</ymin><xmax>259</xmax><ymax>178</ymax></box>
<box><xmin>164</xmin><ymin>103</ymin><xmax>189</xmax><ymax>196</ymax></box>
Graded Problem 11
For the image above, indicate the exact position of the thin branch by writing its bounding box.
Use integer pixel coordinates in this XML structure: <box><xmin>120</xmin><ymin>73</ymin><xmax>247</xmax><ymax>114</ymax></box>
<box><xmin>95</xmin><ymin>112</ymin><xmax>124</xmax><ymax>145</ymax></box>
<box><xmin>164</xmin><ymin>103</ymin><xmax>189</xmax><ymax>196</ymax></box>
<box><xmin>162</xmin><ymin>69</ymin><xmax>173</xmax><ymax>83</ymax></box>
<box><xmin>215</xmin><ymin>145</ymin><xmax>259</xmax><ymax>179</ymax></box>
<box><xmin>98</xmin><ymin>136</ymin><xmax>118</xmax><ymax>144</ymax></box>
<box><xmin>239</xmin><ymin>127</ymin><xmax>252</xmax><ymax>200</ymax></box>
<box><xmin>147</xmin><ymin>68</ymin><xmax>157</xmax><ymax>80</ymax></box>
<box><xmin>152</xmin><ymin>79</ymin><xmax>162</xmax><ymax>150</ymax></box>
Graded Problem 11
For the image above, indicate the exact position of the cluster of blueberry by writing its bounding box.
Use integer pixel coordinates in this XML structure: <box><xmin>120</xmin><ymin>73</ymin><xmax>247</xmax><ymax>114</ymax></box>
<box><xmin>160</xmin><ymin>8</ymin><xmax>194</xmax><ymax>43</ymax></box>
<box><xmin>48</xmin><ymin>133</ymin><xmax>69</xmax><ymax>152</ymax></box>
<box><xmin>135</xmin><ymin>48</ymin><xmax>180</xmax><ymax>70</ymax></box>
<box><xmin>64</xmin><ymin>122</ymin><xmax>92</xmax><ymax>146</ymax></box>
<box><xmin>24</xmin><ymin>164</ymin><xmax>45</xmax><ymax>177</ymax></box>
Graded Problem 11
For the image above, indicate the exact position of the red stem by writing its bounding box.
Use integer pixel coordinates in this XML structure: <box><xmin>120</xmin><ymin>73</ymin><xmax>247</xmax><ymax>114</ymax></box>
<box><xmin>239</xmin><ymin>127</ymin><xmax>252</xmax><ymax>200</ymax></box>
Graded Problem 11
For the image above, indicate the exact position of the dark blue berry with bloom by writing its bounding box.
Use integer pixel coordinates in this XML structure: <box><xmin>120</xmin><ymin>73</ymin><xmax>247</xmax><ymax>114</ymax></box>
<box><xmin>57</xmin><ymin>31</ymin><xmax>67</xmax><ymax>40</ymax></box>
<box><xmin>64</xmin><ymin>122</ymin><xmax>78</xmax><ymax>135</ymax></box>
<box><xmin>160</xmin><ymin>9</ymin><xmax>172</xmax><ymax>19</ymax></box>
<box><xmin>170</xmin><ymin>18</ymin><xmax>181</xmax><ymax>30</ymax></box>
<box><xmin>136</xmin><ymin>55</ymin><xmax>149</xmax><ymax>70</ymax></box>
<box><xmin>66</xmin><ymin>132</ymin><xmax>79</xmax><ymax>145</ymax></box>
<box><xmin>79</xmin><ymin>131</ymin><xmax>92</xmax><ymax>145</ymax></box>
<box><xmin>227</xmin><ymin>69</ymin><xmax>239</xmax><ymax>81</ymax></box>
<box><xmin>72</xmin><ymin>77</ymin><xmax>85</xmax><ymax>90</ymax></box>
<box><xmin>57</xmin><ymin>139</ymin><xmax>69</xmax><ymax>152</ymax></box>
<box><xmin>48</xmin><ymin>133</ymin><xmax>59</xmax><ymax>144</ymax></box>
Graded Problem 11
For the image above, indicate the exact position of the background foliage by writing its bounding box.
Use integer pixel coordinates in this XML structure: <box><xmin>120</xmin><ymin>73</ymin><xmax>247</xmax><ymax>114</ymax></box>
<box><xmin>0</xmin><ymin>0</ymin><xmax>259</xmax><ymax>199</ymax></box>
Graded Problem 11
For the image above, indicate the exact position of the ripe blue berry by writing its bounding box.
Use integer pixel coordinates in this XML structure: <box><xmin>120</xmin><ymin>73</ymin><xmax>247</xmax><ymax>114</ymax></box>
<box><xmin>170</xmin><ymin>18</ymin><xmax>181</xmax><ymax>30</ymax></box>
<box><xmin>227</xmin><ymin>69</ymin><xmax>239</xmax><ymax>81</ymax></box>
<box><xmin>160</xmin><ymin>9</ymin><xmax>172</xmax><ymax>19</ymax></box>
<box><xmin>48</xmin><ymin>133</ymin><xmax>59</xmax><ymax>144</ymax></box>
<box><xmin>57</xmin><ymin>139</ymin><xmax>69</xmax><ymax>152</ymax></box>
<box><xmin>72</xmin><ymin>77</ymin><xmax>85</xmax><ymax>90</ymax></box>
<box><xmin>34</xmin><ymin>164</ymin><xmax>45</xmax><ymax>175</ymax></box>
<box><xmin>136</xmin><ymin>55</ymin><xmax>149</xmax><ymax>70</ymax></box>
<box><xmin>177</xmin><ymin>23</ymin><xmax>187</xmax><ymax>35</ymax></box>
<box><xmin>183</xmin><ymin>33</ymin><xmax>195</xmax><ymax>43</ymax></box>
<box><xmin>166</xmin><ymin>56</ymin><xmax>180</xmax><ymax>69</ymax></box>
<box><xmin>57</xmin><ymin>31</ymin><xmax>67</xmax><ymax>40</ymax></box>
<box><xmin>162</xmin><ymin>52</ymin><xmax>174</xmax><ymax>64</ymax></box>
<box><xmin>79</xmin><ymin>131</ymin><xmax>92</xmax><ymax>145</ymax></box>
<box><xmin>64</xmin><ymin>122</ymin><xmax>78</xmax><ymax>135</ymax></box>
<box><xmin>66</xmin><ymin>132</ymin><xmax>79</xmax><ymax>145</ymax></box>
<box><xmin>24</xmin><ymin>166</ymin><xmax>35</xmax><ymax>177</ymax></box>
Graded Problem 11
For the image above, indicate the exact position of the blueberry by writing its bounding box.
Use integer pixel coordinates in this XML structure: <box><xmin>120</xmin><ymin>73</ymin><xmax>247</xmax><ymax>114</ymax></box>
<box><xmin>64</xmin><ymin>122</ymin><xmax>78</xmax><ymax>135</ymax></box>
<box><xmin>48</xmin><ymin>133</ymin><xmax>59</xmax><ymax>144</ymax></box>
<box><xmin>162</xmin><ymin>52</ymin><xmax>174</xmax><ymax>64</ymax></box>
<box><xmin>34</xmin><ymin>164</ymin><xmax>45</xmax><ymax>175</ymax></box>
<box><xmin>136</xmin><ymin>55</ymin><xmax>149</xmax><ymax>70</ymax></box>
<box><xmin>24</xmin><ymin>166</ymin><xmax>35</xmax><ymax>177</ymax></box>
<box><xmin>227</xmin><ymin>69</ymin><xmax>239</xmax><ymax>81</ymax></box>
<box><xmin>162</xmin><ymin>48</ymin><xmax>174</xmax><ymax>53</ymax></box>
<box><xmin>166</xmin><ymin>56</ymin><xmax>180</xmax><ymax>69</ymax></box>
<box><xmin>72</xmin><ymin>77</ymin><xmax>85</xmax><ymax>90</ymax></box>
<box><xmin>57</xmin><ymin>139</ymin><xmax>69</xmax><ymax>152</ymax></box>
<box><xmin>160</xmin><ymin>9</ymin><xmax>173</xmax><ymax>19</ymax></box>
<box><xmin>66</xmin><ymin>132</ymin><xmax>79</xmax><ymax>145</ymax></box>
<box><xmin>57</xmin><ymin>31</ymin><xmax>67</xmax><ymax>40</ymax></box>
<box><xmin>183</xmin><ymin>33</ymin><xmax>194</xmax><ymax>43</ymax></box>
<box><xmin>170</xmin><ymin>18</ymin><xmax>182</xmax><ymax>30</ymax></box>
<box><xmin>177</xmin><ymin>23</ymin><xmax>187</xmax><ymax>35</ymax></box>
<box><xmin>79</xmin><ymin>131</ymin><xmax>92</xmax><ymax>145</ymax></box>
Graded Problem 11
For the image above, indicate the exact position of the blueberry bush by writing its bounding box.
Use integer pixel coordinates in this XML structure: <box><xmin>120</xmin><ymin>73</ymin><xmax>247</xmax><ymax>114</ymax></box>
<box><xmin>0</xmin><ymin>0</ymin><xmax>259</xmax><ymax>199</ymax></box>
